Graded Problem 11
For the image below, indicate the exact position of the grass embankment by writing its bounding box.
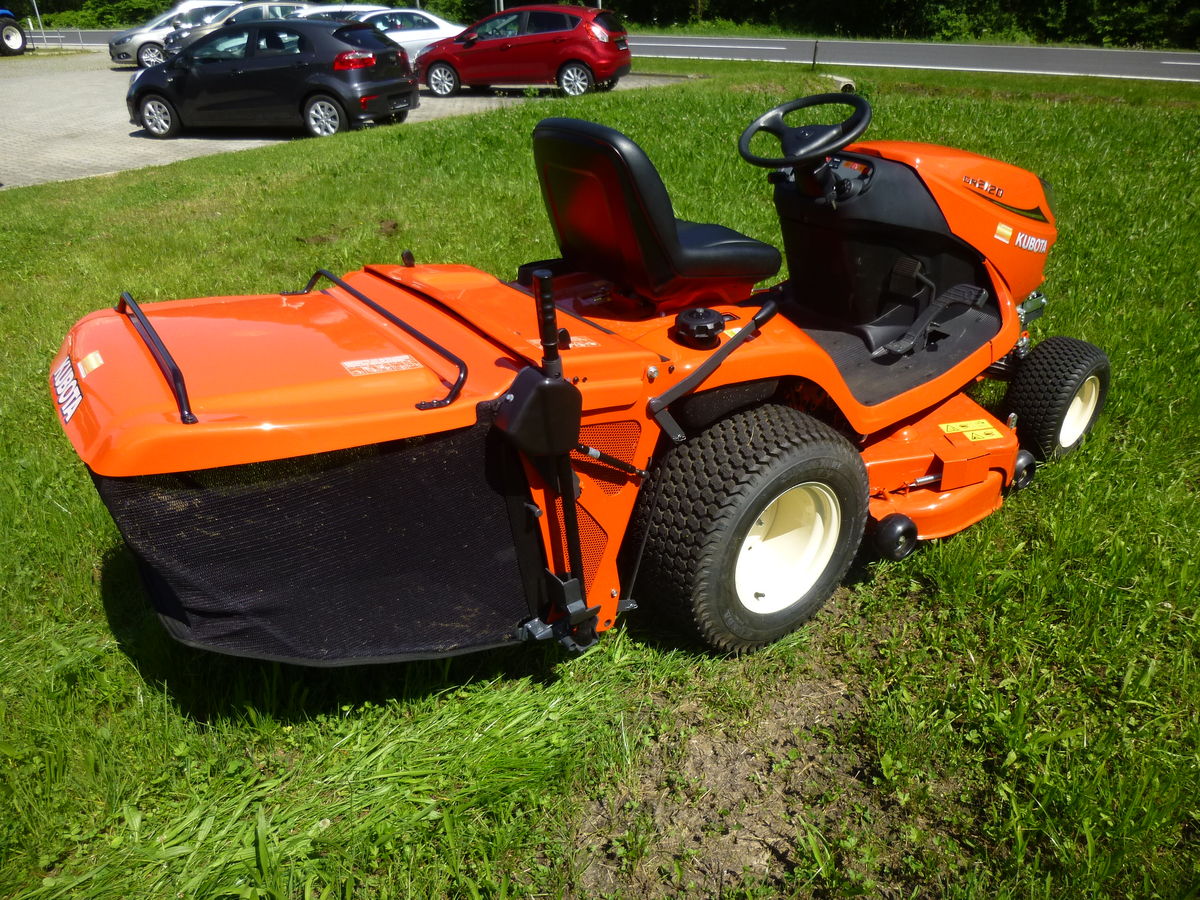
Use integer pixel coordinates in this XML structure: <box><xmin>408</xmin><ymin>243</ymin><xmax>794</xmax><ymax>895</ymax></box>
<box><xmin>1</xmin><ymin>61</ymin><xmax>1198</xmax><ymax>898</ymax></box>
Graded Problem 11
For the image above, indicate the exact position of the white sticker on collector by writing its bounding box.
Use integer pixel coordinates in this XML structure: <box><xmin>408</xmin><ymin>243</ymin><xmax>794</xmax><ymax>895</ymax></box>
<box><xmin>341</xmin><ymin>355</ymin><xmax>422</xmax><ymax>376</ymax></box>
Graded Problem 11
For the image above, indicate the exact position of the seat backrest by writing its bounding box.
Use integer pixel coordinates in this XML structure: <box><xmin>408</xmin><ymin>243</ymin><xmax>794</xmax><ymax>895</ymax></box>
<box><xmin>532</xmin><ymin>117</ymin><xmax>681</xmax><ymax>298</ymax></box>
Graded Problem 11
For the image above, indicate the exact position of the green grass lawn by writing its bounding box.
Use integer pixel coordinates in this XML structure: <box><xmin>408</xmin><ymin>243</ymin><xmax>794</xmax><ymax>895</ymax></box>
<box><xmin>2</xmin><ymin>60</ymin><xmax>1198</xmax><ymax>898</ymax></box>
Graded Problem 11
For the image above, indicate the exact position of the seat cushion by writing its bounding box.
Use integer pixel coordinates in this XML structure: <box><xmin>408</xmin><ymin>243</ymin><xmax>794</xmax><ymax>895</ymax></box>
<box><xmin>674</xmin><ymin>220</ymin><xmax>782</xmax><ymax>281</ymax></box>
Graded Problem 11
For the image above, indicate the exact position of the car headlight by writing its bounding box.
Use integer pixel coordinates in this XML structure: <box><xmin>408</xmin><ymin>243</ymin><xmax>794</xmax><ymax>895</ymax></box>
<box><xmin>415</xmin><ymin>46</ymin><xmax>431</xmax><ymax>64</ymax></box>
<box><xmin>114</xmin><ymin>36</ymin><xmax>131</xmax><ymax>46</ymax></box>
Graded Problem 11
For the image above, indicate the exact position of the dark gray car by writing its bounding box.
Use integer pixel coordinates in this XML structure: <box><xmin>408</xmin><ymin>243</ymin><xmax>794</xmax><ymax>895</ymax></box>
<box><xmin>130</xmin><ymin>19</ymin><xmax>420</xmax><ymax>138</ymax></box>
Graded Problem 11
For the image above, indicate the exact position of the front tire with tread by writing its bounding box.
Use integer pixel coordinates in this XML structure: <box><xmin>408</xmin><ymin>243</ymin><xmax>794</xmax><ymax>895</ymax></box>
<box><xmin>137</xmin><ymin>42</ymin><xmax>165</xmax><ymax>67</ymax></box>
<box><xmin>139</xmin><ymin>94</ymin><xmax>180</xmax><ymax>138</ymax></box>
<box><xmin>1003</xmin><ymin>337</ymin><xmax>1110</xmax><ymax>461</ymax></box>
<box><xmin>636</xmin><ymin>405</ymin><xmax>868</xmax><ymax>653</ymax></box>
<box><xmin>0</xmin><ymin>16</ymin><xmax>26</xmax><ymax>55</ymax></box>
<box><xmin>427</xmin><ymin>62</ymin><xmax>460</xmax><ymax>97</ymax></box>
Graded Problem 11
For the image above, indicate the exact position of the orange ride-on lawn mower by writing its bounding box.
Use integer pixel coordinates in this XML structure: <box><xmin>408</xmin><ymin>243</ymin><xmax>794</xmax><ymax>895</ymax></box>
<box><xmin>50</xmin><ymin>94</ymin><xmax>1109</xmax><ymax>663</ymax></box>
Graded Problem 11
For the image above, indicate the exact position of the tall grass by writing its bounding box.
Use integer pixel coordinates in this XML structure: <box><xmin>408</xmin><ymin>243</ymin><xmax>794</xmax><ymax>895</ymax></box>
<box><xmin>1</xmin><ymin>61</ymin><xmax>1198</xmax><ymax>897</ymax></box>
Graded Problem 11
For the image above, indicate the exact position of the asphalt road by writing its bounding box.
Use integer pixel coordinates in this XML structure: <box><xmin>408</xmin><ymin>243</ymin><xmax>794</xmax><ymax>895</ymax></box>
<box><xmin>628</xmin><ymin>35</ymin><xmax>1200</xmax><ymax>83</ymax></box>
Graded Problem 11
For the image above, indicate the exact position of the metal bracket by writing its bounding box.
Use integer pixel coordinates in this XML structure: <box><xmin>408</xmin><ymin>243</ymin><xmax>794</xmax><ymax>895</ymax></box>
<box><xmin>647</xmin><ymin>296</ymin><xmax>779</xmax><ymax>443</ymax></box>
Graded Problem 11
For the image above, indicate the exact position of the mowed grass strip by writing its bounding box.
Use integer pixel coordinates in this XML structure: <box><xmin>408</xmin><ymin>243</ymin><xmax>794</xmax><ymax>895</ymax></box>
<box><xmin>1</xmin><ymin>61</ymin><xmax>1198</xmax><ymax>897</ymax></box>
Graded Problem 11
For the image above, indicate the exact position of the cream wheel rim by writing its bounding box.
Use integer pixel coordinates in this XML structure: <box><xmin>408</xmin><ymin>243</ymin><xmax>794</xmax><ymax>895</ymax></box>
<box><xmin>1059</xmin><ymin>374</ymin><xmax>1100</xmax><ymax>448</ymax></box>
<box><xmin>734</xmin><ymin>482</ymin><xmax>841</xmax><ymax>615</ymax></box>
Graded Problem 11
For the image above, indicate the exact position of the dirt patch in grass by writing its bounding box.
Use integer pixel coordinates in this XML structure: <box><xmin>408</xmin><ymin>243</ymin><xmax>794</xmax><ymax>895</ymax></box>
<box><xmin>566</xmin><ymin>591</ymin><xmax>974</xmax><ymax>897</ymax></box>
<box><xmin>578</xmin><ymin>676</ymin><xmax>861</xmax><ymax>895</ymax></box>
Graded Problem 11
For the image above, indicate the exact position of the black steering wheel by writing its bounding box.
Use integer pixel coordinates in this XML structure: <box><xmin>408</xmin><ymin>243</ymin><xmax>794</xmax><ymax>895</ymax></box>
<box><xmin>738</xmin><ymin>93</ymin><xmax>872</xmax><ymax>169</ymax></box>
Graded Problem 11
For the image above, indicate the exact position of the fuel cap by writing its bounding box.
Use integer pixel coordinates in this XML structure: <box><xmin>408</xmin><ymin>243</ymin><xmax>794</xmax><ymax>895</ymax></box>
<box><xmin>675</xmin><ymin>307</ymin><xmax>725</xmax><ymax>348</ymax></box>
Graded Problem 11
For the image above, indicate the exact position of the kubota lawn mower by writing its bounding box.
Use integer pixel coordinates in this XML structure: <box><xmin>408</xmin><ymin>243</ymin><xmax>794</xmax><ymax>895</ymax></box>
<box><xmin>50</xmin><ymin>94</ymin><xmax>1109</xmax><ymax>664</ymax></box>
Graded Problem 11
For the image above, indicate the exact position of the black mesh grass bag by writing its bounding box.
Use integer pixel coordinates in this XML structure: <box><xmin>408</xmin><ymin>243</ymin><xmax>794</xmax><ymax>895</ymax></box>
<box><xmin>92</xmin><ymin>421</ymin><xmax>536</xmax><ymax>665</ymax></box>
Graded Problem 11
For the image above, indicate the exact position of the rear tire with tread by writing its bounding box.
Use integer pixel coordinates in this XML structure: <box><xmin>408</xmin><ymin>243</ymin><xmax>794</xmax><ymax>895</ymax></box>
<box><xmin>636</xmin><ymin>405</ymin><xmax>868</xmax><ymax>653</ymax></box>
<box><xmin>557</xmin><ymin>61</ymin><xmax>593</xmax><ymax>96</ymax></box>
<box><xmin>1003</xmin><ymin>337</ymin><xmax>1109</xmax><ymax>461</ymax></box>
<box><xmin>303</xmin><ymin>94</ymin><xmax>346</xmax><ymax>137</ymax></box>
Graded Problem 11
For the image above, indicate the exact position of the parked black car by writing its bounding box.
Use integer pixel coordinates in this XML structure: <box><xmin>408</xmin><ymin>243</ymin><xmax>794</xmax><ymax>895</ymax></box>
<box><xmin>128</xmin><ymin>19</ymin><xmax>419</xmax><ymax>138</ymax></box>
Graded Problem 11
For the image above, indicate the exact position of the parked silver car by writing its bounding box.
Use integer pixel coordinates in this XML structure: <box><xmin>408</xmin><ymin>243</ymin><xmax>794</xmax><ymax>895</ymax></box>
<box><xmin>109</xmin><ymin>1</ymin><xmax>233</xmax><ymax>67</ymax></box>
<box><xmin>353</xmin><ymin>8</ymin><xmax>461</xmax><ymax>58</ymax></box>
<box><xmin>289</xmin><ymin>4</ymin><xmax>389</xmax><ymax>22</ymax></box>
<box><xmin>163</xmin><ymin>1</ymin><xmax>310</xmax><ymax>56</ymax></box>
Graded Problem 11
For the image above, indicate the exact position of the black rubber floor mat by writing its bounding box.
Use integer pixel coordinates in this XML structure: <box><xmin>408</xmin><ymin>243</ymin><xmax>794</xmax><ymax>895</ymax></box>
<box><xmin>788</xmin><ymin>296</ymin><xmax>1001</xmax><ymax>407</ymax></box>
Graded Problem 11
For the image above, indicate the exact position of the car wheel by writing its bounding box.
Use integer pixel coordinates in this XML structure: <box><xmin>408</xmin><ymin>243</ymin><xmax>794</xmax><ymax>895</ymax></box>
<box><xmin>0</xmin><ymin>16</ymin><xmax>26</xmax><ymax>55</ymax></box>
<box><xmin>427</xmin><ymin>62</ymin><xmax>460</xmax><ymax>97</ymax></box>
<box><xmin>1002</xmin><ymin>336</ymin><xmax>1110</xmax><ymax>461</ymax></box>
<box><xmin>303</xmin><ymin>94</ymin><xmax>346</xmax><ymax>138</ymax></box>
<box><xmin>635</xmin><ymin>405</ymin><xmax>868</xmax><ymax>653</ymax></box>
<box><xmin>557</xmin><ymin>61</ymin><xmax>593</xmax><ymax>97</ymax></box>
<box><xmin>140</xmin><ymin>94</ymin><xmax>180</xmax><ymax>139</ymax></box>
<box><xmin>137</xmin><ymin>42</ymin><xmax>165</xmax><ymax>67</ymax></box>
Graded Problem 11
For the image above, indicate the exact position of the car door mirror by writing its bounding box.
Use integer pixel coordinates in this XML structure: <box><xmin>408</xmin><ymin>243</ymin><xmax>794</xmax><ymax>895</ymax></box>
<box><xmin>461</xmin><ymin>32</ymin><xmax>477</xmax><ymax>46</ymax></box>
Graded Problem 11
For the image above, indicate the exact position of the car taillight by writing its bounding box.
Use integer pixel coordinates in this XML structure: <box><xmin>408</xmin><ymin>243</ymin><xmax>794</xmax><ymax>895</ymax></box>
<box><xmin>333</xmin><ymin>50</ymin><xmax>375</xmax><ymax>70</ymax></box>
<box><xmin>588</xmin><ymin>23</ymin><xmax>610</xmax><ymax>42</ymax></box>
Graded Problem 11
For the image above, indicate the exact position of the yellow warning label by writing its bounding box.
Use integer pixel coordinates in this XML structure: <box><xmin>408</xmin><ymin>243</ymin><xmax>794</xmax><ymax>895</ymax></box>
<box><xmin>940</xmin><ymin>420</ymin><xmax>1003</xmax><ymax>441</ymax></box>
<box><xmin>940</xmin><ymin>419</ymin><xmax>991</xmax><ymax>433</ymax></box>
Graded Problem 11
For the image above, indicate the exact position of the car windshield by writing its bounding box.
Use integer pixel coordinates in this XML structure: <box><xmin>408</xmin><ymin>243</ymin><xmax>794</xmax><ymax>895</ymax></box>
<box><xmin>145</xmin><ymin>10</ymin><xmax>178</xmax><ymax>28</ymax></box>
<box><xmin>178</xmin><ymin>5</ymin><xmax>234</xmax><ymax>26</ymax></box>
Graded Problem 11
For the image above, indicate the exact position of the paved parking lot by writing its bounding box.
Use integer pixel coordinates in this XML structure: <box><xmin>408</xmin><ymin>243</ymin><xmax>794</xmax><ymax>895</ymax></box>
<box><xmin>0</xmin><ymin>51</ymin><xmax>673</xmax><ymax>190</ymax></box>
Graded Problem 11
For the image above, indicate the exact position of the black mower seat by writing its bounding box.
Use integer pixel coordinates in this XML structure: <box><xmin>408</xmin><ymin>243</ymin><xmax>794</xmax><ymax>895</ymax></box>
<box><xmin>532</xmin><ymin>117</ymin><xmax>781</xmax><ymax>307</ymax></box>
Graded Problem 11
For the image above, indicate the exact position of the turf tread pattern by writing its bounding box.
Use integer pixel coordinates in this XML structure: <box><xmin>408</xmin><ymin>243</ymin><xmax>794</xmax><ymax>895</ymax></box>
<box><xmin>635</xmin><ymin>404</ymin><xmax>867</xmax><ymax>653</ymax></box>
<box><xmin>1002</xmin><ymin>336</ymin><xmax>1110</xmax><ymax>460</ymax></box>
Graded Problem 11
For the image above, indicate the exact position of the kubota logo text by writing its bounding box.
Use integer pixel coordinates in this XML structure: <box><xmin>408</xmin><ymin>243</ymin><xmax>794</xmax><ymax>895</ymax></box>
<box><xmin>1014</xmin><ymin>232</ymin><xmax>1048</xmax><ymax>253</ymax></box>
<box><xmin>52</xmin><ymin>357</ymin><xmax>83</xmax><ymax>424</ymax></box>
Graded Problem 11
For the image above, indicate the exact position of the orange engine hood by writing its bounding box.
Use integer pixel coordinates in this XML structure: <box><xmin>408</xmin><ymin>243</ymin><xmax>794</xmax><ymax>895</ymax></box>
<box><xmin>852</xmin><ymin>140</ymin><xmax>1057</xmax><ymax>299</ymax></box>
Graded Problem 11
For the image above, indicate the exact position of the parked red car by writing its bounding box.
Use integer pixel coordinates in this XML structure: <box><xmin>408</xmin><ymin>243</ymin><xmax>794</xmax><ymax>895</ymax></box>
<box><xmin>415</xmin><ymin>4</ymin><xmax>629</xmax><ymax>97</ymax></box>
